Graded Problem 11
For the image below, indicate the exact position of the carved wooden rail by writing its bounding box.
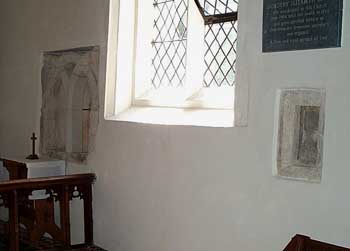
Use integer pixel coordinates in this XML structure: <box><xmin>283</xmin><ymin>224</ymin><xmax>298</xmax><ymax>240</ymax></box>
<box><xmin>0</xmin><ymin>173</ymin><xmax>96</xmax><ymax>251</ymax></box>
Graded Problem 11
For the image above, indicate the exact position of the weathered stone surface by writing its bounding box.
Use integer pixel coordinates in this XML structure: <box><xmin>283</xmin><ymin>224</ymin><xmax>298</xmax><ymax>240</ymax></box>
<box><xmin>40</xmin><ymin>46</ymin><xmax>99</xmax><ymax>164</ymax></box>
<box><xmin>275</xmin><ymin>89</ymin><xmax>325</xmax><ymax>183</ymax></box>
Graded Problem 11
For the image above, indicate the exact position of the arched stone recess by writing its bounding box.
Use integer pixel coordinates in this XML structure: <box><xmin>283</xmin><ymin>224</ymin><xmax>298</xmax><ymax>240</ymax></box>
<box><xmin>40</xmin><ymin>46</ymin><xmax>99</xmax><ymax>164</ymax></box>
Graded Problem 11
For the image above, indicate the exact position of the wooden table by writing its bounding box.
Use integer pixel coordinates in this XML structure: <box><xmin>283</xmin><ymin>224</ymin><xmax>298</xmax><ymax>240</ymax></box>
<box><xmin>0</xmin><ymin>157</ymin><xmax>66</xmax><ymax>180</ymax></box>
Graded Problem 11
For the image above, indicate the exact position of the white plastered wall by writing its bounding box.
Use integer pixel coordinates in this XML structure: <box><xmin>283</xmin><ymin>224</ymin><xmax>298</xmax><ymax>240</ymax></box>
<box><xmin>0</xmin><ymin>0</ymin><xmax>350</xmax><ymax>251</ymax></box>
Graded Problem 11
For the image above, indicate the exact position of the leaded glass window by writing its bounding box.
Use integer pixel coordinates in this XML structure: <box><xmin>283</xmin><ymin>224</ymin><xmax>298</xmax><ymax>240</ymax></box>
<box><xmin>194</xmin><ymin>0</ymin><xmax>238</xmax><ymax>87</ymax></box>
<box><xmin>152</xmin><ymin>0</ymin><xmax>189</xmax><ymax>89</ymax></box>
<box><xmin>198</xmin><ymin>0</ymin><xmax>238</xmax><ymax>16</ymax></box>
<box><xmin>204</xmin><ymin>21</ymin><xmax>237</xmax><ymax>87</ymax></box>
<box><xmin>133</xmin><ymin>0</ymin><xmax>238</xmax><ymax>109</ymax></box>
<box><xmin>150</xmin><ymin>0</ymin><xmax>238</xmax><ymax>90</ymax></box>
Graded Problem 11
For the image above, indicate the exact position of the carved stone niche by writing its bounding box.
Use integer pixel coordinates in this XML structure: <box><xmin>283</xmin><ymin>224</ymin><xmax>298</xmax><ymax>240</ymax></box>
<box><xmin>40</xmin><ymin>46</ymin><xmax>99</xmax><ymax>164</ymax></box>
<box><xmin>273</xmin><ymin>89</ymin><xmax>326</xmax><ymax>183</ymax></box>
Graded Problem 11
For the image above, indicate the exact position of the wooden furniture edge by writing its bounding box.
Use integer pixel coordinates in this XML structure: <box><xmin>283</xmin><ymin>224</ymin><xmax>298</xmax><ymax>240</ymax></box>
<box><xmin>284</xmin><ymin>234</ymin><xmax>350</xmax><ymax>251</ymax></box>
<box><xmin>0</xmin><ymin>173</ymin><xmax>96</xmax><ymax>192</ymax></box>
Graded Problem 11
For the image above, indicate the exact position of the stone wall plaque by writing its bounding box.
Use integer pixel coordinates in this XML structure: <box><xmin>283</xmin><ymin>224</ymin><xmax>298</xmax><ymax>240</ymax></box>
<box><xmin>263</xmin><ymin>0</ymin><xmax>343</xmax><ymax>52</ymax></box>
<box><xmin>274</xmin><ymin>89</ymin><xmax>325</xmax><ymax>183</ymax></box>
<box><xmin>40</xmin><ymin>46</ymin><xmax>100</xmax><ymax>164</ymax></box>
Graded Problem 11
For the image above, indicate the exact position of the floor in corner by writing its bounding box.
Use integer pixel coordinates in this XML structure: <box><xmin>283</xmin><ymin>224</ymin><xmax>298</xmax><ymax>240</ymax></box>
<box><xmin>0</xmin><ymin>220</ymin><xmax>107</xmax><ymax>251</ymax></box>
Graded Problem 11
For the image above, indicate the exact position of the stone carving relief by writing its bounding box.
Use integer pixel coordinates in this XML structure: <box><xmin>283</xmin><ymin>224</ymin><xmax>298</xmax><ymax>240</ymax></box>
<box><xmin>274</xmin><ymin>89</ymin><xmax>325</xmax><ymax>183</ymax></box>
<box><xmin>40</xmin><ymin>46</ymin><xmax>99</xmax><ymax>163</ymax></box>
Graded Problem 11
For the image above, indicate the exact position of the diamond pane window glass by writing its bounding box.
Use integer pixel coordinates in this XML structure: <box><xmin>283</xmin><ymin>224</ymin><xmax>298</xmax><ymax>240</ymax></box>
<box><xmin>198</xmin><ymin>0</ymin><xmax>238</xmax><ymax>16</ymax></box>
<box><xmin>204</xmin><ymin>20</ymin><xmax>237</xmax><ymax>87</ymax></box>
<box><xmin>152</xmin><ymin>0</ymin><xmax>189</xmax><ymax>89</ymax></box>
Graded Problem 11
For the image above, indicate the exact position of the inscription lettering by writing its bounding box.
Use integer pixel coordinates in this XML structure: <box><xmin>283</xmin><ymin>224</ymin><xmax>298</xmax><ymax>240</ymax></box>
<box><xmin>263</xmin><ymin>0</ymin><xmax>343</xmax><ymax>52</ymax></box>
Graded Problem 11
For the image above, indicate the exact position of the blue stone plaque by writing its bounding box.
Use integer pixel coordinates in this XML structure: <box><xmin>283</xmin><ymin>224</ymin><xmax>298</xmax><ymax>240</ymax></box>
<box><xmin>263</xmin><ymin>0</ymin><xmax>343</xmax><ymax>52</ymax></box>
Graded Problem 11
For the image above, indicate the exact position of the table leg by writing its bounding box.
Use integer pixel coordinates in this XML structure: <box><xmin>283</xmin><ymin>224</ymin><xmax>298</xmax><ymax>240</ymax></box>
<box><xmin>84</xmin><ymin>184</ymin><xmax>93</xmax><ymax>245</ymax></box>
<box><xmin>60</xmin><ymin>185</ymin><xmax>71</xmax><ymax>246</ymax></box>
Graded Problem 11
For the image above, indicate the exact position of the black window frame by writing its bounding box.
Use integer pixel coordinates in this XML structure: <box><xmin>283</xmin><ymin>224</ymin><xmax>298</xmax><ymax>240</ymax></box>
<box><xmin>194</xmin><ymin>0</ymin><xmax>239</xmax><ymax>87</ymax></box>
<box><xmin>193</xmin><ymin>0</ymin><xmax>238</xmax><ymax>25</ymax></box>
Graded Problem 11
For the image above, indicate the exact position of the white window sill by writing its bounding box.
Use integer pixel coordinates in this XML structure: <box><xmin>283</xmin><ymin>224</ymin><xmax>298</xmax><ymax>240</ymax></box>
<box><xmin>105</xmin><ymin>106</ymin><xmax>234</xmax><ymax>127</ymax></box>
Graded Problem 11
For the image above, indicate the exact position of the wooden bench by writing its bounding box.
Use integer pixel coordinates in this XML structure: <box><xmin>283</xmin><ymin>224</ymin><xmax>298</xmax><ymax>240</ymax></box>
<box><xmin>284</xmin><ymin>234</ymin><xmax>350</xmax><ymax>251</ymax></box>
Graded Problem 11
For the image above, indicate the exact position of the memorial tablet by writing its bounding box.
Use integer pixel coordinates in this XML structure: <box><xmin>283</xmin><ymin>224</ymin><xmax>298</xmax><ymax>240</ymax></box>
<box><xmin>263</xmin><ymin>0</ymin><xmax>343</xmax><ymax>52</ymax></box>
